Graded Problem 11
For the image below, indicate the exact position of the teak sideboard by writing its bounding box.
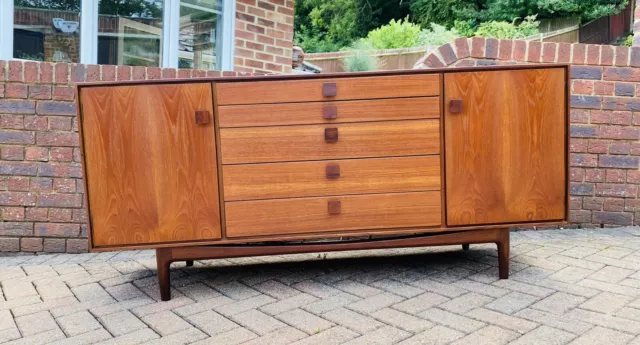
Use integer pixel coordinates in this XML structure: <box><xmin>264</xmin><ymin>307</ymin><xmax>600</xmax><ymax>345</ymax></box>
<box><xmin>76</xmin><ymin>64</ymin><xmax>570</xmax><ymax>301</ymax></box>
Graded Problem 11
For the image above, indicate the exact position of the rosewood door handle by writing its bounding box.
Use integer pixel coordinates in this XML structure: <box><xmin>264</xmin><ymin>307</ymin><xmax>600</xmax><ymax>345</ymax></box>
<box><xmin>322</xmin><ymin>82</ymin><xmax>337</xmax><ymax>97</ymax></box>
<box><xmin>323</xmin><ymin>105</ymin><xmax>338</xmax><ymax>120</ymax></box>
<box><xmin>449</xmin><ymin>99</ymin><xmax>463</xmax><ymax>114</ymax></box>
<box><xmin>326</xmin><ymin>164</ymin><xmax>340</xmax><ymax>179</ymax></box>
<box><xmin>195</xmin><ymin>110</ymin><xmax>211</xmax><ymax>125</ymax></box>
<box><xmin>328</xmin><ymin>200</ymin><xmax>341</xmax><ymax>215</ymax></box>
<box><xmin>325</xmin><ymin>128</ymin><xmax>338</xmax><ymax>143</ymax></box>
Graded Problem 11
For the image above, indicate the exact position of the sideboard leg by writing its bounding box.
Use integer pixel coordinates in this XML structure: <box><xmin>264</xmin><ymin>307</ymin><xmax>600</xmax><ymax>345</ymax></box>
<box><xmin>496</xmin><ymin>228</ymin><xmax>510</xmax><ymax>279</ymax></box>
<box><xmin>156</xmin><ymin>248</ymin><xmax>172</xmax><ymax>301</ymax></box>
<box><xmin>462</xmin><ymin>244</ymin><xmax>470</xmax><ymax>251</ymax></box>
<box><xmin>185</xmin><ymin>260</ymin><xmax>194</xmax><ymax>267</ymax></box>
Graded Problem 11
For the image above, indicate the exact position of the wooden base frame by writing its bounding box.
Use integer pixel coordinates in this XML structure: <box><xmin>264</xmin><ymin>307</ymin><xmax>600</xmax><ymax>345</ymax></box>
<box><xmin>155</xmin><ymin>228</ymin><xmax>510</xmax><ymax>301</ymax></box>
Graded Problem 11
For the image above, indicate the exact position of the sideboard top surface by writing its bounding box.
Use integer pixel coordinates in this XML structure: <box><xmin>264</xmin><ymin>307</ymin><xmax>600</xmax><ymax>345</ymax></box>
<box><xmin>75</xmin><ymin>63</ymin><xmax>569</xmax><ymax>89</ymax></box>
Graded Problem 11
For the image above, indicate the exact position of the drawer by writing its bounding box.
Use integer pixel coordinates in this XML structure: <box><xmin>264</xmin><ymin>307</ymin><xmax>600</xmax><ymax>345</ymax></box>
<box><xmin>220</xmin><ymin>119</ymin><xmax>440</xmax><ymax>164</ymax></box>
<box><xmin>223</xmin><ymin>156</ymin><xmax>441</xmax><ymax>201</ymax></box>
<box><xmin>218</xmin><ymin>97</ymin><xmax>440</xmax><ymax>128</ymax></box>
<box><xmin>215</xmin><ymin>74</ymin><xmax>440</xmax><ymax>105</ymax></box>
<box><xmin>225</xmin><ymin>191</ymin><xmax>441</xmax><ymax>237</ymax></box>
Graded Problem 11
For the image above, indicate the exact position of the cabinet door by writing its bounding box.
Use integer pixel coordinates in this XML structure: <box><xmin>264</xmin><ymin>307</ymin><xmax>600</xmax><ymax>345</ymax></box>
<box><xmin>80</xmin><ymin>83</ymin><xmax>221</xmax><ymax>249</ymax></box>
<box><xmin>444</xmin><ymin>68</ymin><xmax>567</xmax><ymax>226</ymax></box>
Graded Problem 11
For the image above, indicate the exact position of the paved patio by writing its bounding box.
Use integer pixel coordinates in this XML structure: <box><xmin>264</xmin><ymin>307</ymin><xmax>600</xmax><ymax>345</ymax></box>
<box><xmin>4</xmin><ymin>228</ymin><xmax>640</xmax><ymax>344</ymax></box>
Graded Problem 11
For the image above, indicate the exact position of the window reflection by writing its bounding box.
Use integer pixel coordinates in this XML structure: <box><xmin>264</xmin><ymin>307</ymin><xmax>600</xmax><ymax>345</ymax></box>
<box><xmin>13</xmin><ymin>0</ymin><xmax>81</xmax><ymax>62</ymax></box>
<box><xmin>98</xmin><ymin>0</ymin><xmax>164</xmax><ymax>67</ymax></box>
<box><xmin>179</xmin><ymin>0</ymin><xmax>223</xmax><ymax>70</ymax></box>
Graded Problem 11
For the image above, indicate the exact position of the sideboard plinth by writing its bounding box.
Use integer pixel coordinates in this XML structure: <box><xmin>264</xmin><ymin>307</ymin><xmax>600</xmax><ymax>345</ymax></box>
<box><xmin>155</xmin><ymin>228</ymin><xmax>510</xmax><ymax>301</ymax></box>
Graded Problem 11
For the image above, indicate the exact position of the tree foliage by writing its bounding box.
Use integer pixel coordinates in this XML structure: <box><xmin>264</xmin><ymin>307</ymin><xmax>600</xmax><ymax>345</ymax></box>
<box><xmin>15</xmin><ymin>0</ymin><xmax>80</xmax><ymax>10</ymax></box>
<box><xmin>99</xmin><ymin>0</ymin><xmax>162</xmax><ymax>18</ymax></box>
<box><xmin>409</xmin><ymin>0</ymin><xmax>474</xmax><ymax>28</ymax></box>
<box><xmin>295</xmin><ymin>0</ymin><xmax>629</xmax><ymax>52</ymax></box>
<box><xmin>294</xmin><ymin>0</ymin><xmax>410</xmax><ymax>52</ymax></box>
<box><xmin>455</xmin><ymin>0</ymin><xmax>629</xmax><ymax>23</ymax></box>
<box><xmin>15</xmin><ymin>0</ymin><xmax>163</xmax><ymax>18</ymax></box>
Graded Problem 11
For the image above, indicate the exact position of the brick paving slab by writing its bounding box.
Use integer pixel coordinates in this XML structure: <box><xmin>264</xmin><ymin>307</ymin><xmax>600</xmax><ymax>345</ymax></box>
<box><xmin>6</xmin><ymin>228</ymin><xmax>640</xmax><ymax>344</ymax></box>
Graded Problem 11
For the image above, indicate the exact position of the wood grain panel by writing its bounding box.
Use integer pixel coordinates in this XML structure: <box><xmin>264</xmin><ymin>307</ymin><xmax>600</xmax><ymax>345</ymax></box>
<box><xmin>80</xmin><ymin>83</ymin><xmax>222</xmax><ymax>248</ymax></box>
<box><xmin>223</xmin><ymin>156</ymin><xmax>441</xmax><ymax>201</ymax></box>
<box><xmin>220</xmin><ymin>119</ymin><xmax>440</xmax><ymax>164</ymax></box>
<box><xmin>217</xmin><ymin>97</ymin><xmax>440</xmax><ymax>127</ymax></box>
<box><xmin>225</xmin><ymin>192</ymin><xmax>441</xmax><ymax>237</ymax></box>
<box><xmin>216</xmin><ymin>74</ymin><xmax>440</xmax><ymax>105</ymax></box>
<box><xmin>444</xmin><ymin>68</ymin><xmax>567</xmax><ymax>226</ymax></box>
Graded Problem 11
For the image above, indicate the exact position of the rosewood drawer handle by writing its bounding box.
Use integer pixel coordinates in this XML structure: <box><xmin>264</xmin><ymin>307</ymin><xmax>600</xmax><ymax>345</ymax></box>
<box><xmin>328</xmin><ymin>200</ymin><xmax>341</xmax><ymax>215</ymax></box>
<box><xmin>323</xmin><ymin>105</ymin><xmax>338</xmax><ymax>120</ymax></box>
<box><xmin>449</xmin><ymin>99</ymin><xmax>463</xmax><ymax>114</ymax></box>
<box><xmin>323</xmin><ymin>82</ymin><xmax>337</xmax><ymax>97</ymax></box>
<box><xmin>325</xmin><ymin>128</ymin><xmax>338</xmax><ymax>143</ymax></box>
<box><xmin>326</xmin><ymin>164</ymin><xmax>340</xmax><ymax>179</ymax></box>
<box><xmin>195</xmin><ymin>110</ymin><xmax>211</xmax><ymax>125</ymax></box>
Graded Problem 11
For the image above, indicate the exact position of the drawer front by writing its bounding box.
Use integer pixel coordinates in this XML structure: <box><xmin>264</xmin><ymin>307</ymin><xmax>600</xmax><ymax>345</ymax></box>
<box><xmin>225</xmin><ymin>191</ymin><xmax>441</xmax><ymax>237</ymax></box>
<box><xmin>223</xmin><ymin>156</ymin><xmax>441</xmax><ymax>201</ymax></box>
<box><xmin>220</xmin><ymin>119</ymin><xmax>440</xmax><ymax>164</ymax></box>
<box><xmin>216</xmin><ymin>74</ymin><xmax>440</xmax><ymax>105</ymax></box>
<box><xmin>218</xmin><ymin>97</ymin><xmax>440</xmax><ymax>128</ymax></box>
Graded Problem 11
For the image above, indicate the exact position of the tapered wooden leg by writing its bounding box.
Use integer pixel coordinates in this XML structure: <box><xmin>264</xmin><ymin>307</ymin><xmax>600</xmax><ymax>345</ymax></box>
<box><xmin>462</xmin><ymin>244</ymin><xmax>470</xmax><ymax>251</ymax></box>
<box><xmin>185</xmin><ymin>260</ymin><xmax>194</xmax><ymax>267</ymax></box>
<box><xmin>496</xmin><ymin>228</ymin><xmax>510</xmax><ymax>279</ymax></box>
<box><xmin>156</xmin><ymin>248</ymin><xmax>172</xmax><ymax>301</ymax></box>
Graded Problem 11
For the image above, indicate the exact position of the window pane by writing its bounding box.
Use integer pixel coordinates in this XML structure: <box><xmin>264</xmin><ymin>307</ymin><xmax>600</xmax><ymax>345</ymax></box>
<box><xmin>179</xmin><ymin>0</ymin><xmax>223</xmax><ymax>70</ymax></box>
<box><xmin>98</xmin><ymin>0</ymin><xmax>163</xmax><ymax>67</ymax></box>
<box><xmin>13</xmin><ymin>0</ymin><xmax>81</xmax><ymax>62</ymax></box>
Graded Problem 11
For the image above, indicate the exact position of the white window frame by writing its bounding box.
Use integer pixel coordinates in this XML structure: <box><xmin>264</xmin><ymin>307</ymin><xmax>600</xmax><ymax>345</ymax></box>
<box><xmin>0</xmin><ymin>0</ymin><xmax>235</xmax><ymax>71</ymax></box>
<box><xmin>0</xmin><ymin>1</ymin><xmax>14</xmax><ymax>60</ymax></box>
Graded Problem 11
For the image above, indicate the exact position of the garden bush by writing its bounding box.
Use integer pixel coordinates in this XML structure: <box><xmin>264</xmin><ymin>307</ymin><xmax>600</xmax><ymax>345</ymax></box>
<box><xmin>343</xmin><ymin>41</ymin><xmax>380</xmax><ymax>72</ymax></box>
<box><xmin>363</xmin><ymin>17</ymin><xmax>422</xmax><ymax>49</ymax></box>
<box><xmin>474</xmin><ymin>15</ymin><xmax>539</xmax><ymax>39</ymax></box>
<box><xmin>418</xmin><ymin>23</ymin><xmax>460</xmax><ymax>46</ymax></box>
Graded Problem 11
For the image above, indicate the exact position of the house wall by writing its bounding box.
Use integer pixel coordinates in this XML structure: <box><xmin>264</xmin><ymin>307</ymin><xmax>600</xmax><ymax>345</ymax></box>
<box><xmin>415</xmin><ymin>38</ymin><xmax>640</xmax><ymax>228</ymax></box>
<box><xmin>233</xmin><ymin>0</ymin><xmax>294</xmax><ymax>74</ymax></box>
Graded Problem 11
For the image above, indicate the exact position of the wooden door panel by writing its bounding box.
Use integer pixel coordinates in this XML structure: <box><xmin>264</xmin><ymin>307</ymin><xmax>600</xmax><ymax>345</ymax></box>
<box><xmin>444</xmin><ymin>68</ymin><xmax>567</xmax><ymax>226</ymax></box>
<box><xmin>80</xmin><ymin>83</ymin><xmax>222</xmax><ymax>248</ymax></box>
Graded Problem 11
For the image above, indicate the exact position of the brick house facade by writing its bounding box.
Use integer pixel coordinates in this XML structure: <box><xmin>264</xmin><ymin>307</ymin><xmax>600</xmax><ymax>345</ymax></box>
<box><xmin>0</xmin><ymin>0</ymin><xmax>293</xmax><ymax>253</ymax></box>
<box><xmin>234</xmin><ymin>0</ymin><xmax>295</xmax><ymax>74</ymax></box>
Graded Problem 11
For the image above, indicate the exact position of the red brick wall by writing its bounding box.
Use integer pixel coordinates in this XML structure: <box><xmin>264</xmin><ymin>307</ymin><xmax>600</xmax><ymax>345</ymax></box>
<box><xmin>0</xmin><ymin>61</ymin><xmax>244</xmax><ymax>253</ymax></box>
<box><xmin>415</xmin><ymin>38</ymin><xmax>640</xmax><ymax>228</ymax></box>
<box><xmin>234</xmin><ymin>0</ymin><xmax>294</xmax><ymax>74</ymax></box>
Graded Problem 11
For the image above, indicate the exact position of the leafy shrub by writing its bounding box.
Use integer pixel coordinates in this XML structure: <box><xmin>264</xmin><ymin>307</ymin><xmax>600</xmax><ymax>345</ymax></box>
<box><xmin>454</xmin><ymin>20</ymin><xmax>476</xmax><ymax>37</ymax></box>
<box><xmin>474</xmin><ymin>21</ymin><xmax>518</xmax><ymax>38</ymax></box>
<box><xmin>622</xmin><ymin>34</ymin><xmax>633</xmax><ymax>47</ymax></box>
<box><xmin>516</xmin><ymin>15</ymin><xmax>540</xmax><ymax>37</ymax></box>
<box><xmin>363</xmin><ymin>17</ymin><xmax>422</xmax><ymax>49</ymax></box>
<box><xmin>474</xmin><ymin>15</ymin><xmax>539</xmax><ymax>39</ymax></box>
<box><xmin>343</xmin><ymin>41</ymin><xmax>379</xmax><ymax>72</ymax></box>
<box><xmin>418</xmin><ymin>23</ymin><xmax>460</xmax><ymax>46</ymax></box>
